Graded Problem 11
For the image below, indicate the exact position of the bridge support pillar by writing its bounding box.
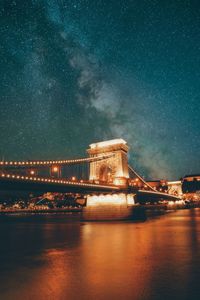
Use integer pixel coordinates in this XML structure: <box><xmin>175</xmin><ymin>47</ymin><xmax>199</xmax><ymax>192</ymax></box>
<box><xmin>87</xmin><ymin>139</ymin><xmax>129</xmax><ymax>186</ymax></box>
<box><xmin>81</xmin><ymin>193</ymin><xmax>145</xmax><ymax>221</ymax></box>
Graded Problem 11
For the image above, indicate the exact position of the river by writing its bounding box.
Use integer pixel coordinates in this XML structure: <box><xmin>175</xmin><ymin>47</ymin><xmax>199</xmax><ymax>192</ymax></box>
<box><xmin>0</xmin><ymin>209</ymin><xmax>200</xmax><ymax>300</ymax></box>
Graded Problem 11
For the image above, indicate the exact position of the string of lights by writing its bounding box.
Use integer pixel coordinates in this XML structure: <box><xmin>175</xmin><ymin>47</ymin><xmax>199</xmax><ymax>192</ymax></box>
<box><xmin>0</xmin><ymin>172</ymin><xmax>120</xmax><ymax>190</ymax></box>
<box><xmin>0</xmin><ymin>154</ymin><xmax>114</xmax><ymax>167</ymax></box>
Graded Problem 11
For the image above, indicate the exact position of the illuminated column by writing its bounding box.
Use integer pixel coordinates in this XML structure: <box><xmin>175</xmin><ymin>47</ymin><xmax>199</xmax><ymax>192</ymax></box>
<box><xmin>87</xmin><ymin>139</ymin><xmax>129</xmax><ymax>186</ymax></box>
<box><xmin>81</xmin><ymin>139</ymin><xmax>144</xmax><ymax>221</ymax></box>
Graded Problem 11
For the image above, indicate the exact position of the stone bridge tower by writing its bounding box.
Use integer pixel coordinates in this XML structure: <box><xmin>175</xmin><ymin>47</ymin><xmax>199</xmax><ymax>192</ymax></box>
<box><xmin>87</xmin><ymin>139</ymin><xmax>129</xmax><ymax>186</ymax></box>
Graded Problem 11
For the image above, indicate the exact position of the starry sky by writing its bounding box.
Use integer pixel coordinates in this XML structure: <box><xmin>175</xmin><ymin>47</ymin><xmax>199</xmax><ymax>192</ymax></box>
<box><xmin>0</xmin><ymin>0</ymin><xmax>200</xmax><ymax>180</ymax></box>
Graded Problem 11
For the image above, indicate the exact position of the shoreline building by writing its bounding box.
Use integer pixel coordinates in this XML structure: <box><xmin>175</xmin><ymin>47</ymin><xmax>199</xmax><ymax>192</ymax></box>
<box><xmin>182</xmin><ymin>174</ymin><xmax>200</xmax><ymax>201</ymax></box>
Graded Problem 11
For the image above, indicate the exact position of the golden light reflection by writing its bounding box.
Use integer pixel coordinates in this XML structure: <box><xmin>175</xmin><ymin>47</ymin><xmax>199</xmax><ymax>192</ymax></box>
<box><xmin>0</xmin><ymin>210</ymin><xmax>199</xmax><ymax>299</ymax></box>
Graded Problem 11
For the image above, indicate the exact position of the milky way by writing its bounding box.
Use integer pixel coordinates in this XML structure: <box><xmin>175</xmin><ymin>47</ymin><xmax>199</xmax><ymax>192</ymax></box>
<box><xmin>0</xmin><ymin>0</ymin><xmax>200</xmax><ymax>180</ymax></box>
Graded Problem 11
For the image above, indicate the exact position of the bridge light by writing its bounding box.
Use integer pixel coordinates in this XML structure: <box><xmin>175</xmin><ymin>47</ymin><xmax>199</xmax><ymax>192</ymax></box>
<box><xmin>52</xmin><ymin>166</ymin><xmax>59</xmax><ymax>172</ymax></box>
<box><xmin>30</xmin><ymin>170</ymin><xmax>35</xmax><ymax>175</ymax></box>
<box><xmin>72</xmin><ymin>176</ymin><xmax>76</xmax><ymax>181</ymax></box>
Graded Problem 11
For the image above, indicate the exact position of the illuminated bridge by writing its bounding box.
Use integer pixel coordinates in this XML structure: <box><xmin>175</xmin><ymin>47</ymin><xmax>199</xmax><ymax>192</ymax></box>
<box><xmin>0</xmin><ymin>139</ymin><xmax>179</xmax><ymax>198</ymax></box>
<box><xmin>0</xmin><ymin>139</ymin><xmax>180</xmax><ymax>220</ymax></box>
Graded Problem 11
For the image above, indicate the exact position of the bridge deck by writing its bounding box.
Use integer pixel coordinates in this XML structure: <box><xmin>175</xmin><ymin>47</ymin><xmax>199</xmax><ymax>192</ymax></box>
<box><xmin>0</xmin><ymin>173</ymin><xmax>180</xmax><ymax>201</ymax></box>
<box><xmin>0</xmin><ymin>173</ymin><xmax>121</xmax><ymax>194</ymax></box>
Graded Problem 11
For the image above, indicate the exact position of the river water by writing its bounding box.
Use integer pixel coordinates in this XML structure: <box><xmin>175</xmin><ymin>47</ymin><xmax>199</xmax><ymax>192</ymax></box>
<box><xmin>0</xmin><ymin>209</ymin><xmax>200</xmax><ymax>300</ymax></box>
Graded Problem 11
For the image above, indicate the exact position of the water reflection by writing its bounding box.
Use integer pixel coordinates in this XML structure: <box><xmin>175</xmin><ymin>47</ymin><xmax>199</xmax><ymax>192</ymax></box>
<box><xmin>0</xmin><ymin>210</ymin><xmax>200</xmax><ymax>299</ymax></box>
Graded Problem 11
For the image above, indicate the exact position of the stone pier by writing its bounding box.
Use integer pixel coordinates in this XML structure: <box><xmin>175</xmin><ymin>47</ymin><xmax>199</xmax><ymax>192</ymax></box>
<box><xmin>82</xmin><ymin>193</ymin><xmax>139</xmax><ymax>221</ymax></box>
<box><xmin>81</xmin><ymin>139</ymin><xmax>142</xmax><ymax>221</ymax></box>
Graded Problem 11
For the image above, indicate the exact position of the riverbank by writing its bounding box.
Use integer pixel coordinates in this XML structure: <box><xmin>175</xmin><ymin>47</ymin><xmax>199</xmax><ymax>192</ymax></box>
<box><xmin>0</xmin><ymin>207</ymin><xmax>82</xmax><ymax>215</ymax></box>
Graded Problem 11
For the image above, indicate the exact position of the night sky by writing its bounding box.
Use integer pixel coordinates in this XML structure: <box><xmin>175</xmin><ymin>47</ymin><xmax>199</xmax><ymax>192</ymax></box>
<box><xmin>0</xmin><ymin>0</ymin><xmax>199</xmax><ymax>180</ymax></box>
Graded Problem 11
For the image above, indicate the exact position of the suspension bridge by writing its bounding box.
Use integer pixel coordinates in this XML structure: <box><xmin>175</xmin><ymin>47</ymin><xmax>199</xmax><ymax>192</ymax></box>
<box><xmin>0</xmin><ymin>139</ymin><xmax>180</xmax><ymax>220</ymax></box>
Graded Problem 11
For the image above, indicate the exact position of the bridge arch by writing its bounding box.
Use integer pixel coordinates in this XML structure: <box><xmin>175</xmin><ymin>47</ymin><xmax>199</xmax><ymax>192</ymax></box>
<box><xmin>87</xmin><ymin>139</ymin><xmax>129</xmax><ymax>185</ymax></box>
<box><xmin>99</xmin><ymin>164</ymin><xmax>113</xmax><ymax>183</ymax></box>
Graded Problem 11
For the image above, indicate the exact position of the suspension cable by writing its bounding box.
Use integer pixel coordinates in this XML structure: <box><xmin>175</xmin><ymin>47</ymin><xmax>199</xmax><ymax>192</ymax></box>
<box><xmin>0</xmin><ymin>154</ymin><xmax>115</xmax><ymax>167</ymax></box>
<box><xmin>128</xmin><ymin>165</ymin><xmax>155</xmax><ymax>191</ymax></box>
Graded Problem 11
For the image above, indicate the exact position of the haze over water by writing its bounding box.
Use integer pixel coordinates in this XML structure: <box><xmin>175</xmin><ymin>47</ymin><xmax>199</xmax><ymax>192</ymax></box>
<box><xmin>0</xmin><ymin>209</ymin><xmax>200</xmax><ymax>300</ymax></box>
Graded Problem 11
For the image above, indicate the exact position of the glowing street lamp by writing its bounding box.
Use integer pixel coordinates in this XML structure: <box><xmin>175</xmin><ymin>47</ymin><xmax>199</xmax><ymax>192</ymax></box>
<box><xmin>51</xmin><ymin>165</ymin><xmax>61</xmax><ymax>178</ymax></box>
<box><xmin>52</xmin><ymin>166</ymin><xmax>59</xmax><ymax>173</ymax></box>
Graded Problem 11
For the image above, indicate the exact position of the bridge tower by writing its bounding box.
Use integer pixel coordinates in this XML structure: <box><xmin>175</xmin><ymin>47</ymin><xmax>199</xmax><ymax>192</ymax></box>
<box><xmin>82</xmin><ymin>139</ymin><xmax>137</xmax><ymax>221</ymax></box>
<box><xmin>87</xmin><ymin>139</ymin><xmax>129</xmax><ymax>186</ymax></box>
